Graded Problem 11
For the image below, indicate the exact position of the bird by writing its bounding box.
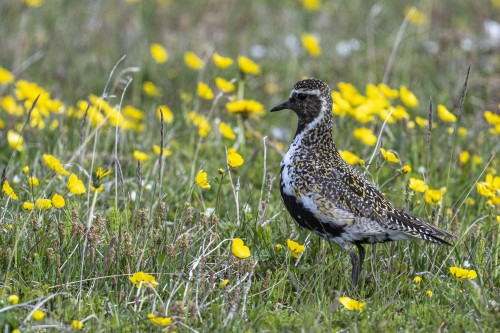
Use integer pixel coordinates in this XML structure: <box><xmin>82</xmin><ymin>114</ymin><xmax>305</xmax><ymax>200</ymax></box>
<box><xmin>270</xmin><ymin>78</ymin><xmax>455</xmax><ymax>290</ymax></box>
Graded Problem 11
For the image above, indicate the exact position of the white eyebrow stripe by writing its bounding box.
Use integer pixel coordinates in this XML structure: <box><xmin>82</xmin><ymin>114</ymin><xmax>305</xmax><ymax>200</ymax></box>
<box><xmin>291</xmin><ymin>88</ymin><xmax>321</xmax><ymax>96</ymax></box>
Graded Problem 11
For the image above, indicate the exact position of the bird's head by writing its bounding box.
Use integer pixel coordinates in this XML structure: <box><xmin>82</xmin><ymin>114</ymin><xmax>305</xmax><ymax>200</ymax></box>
<box><xmin>270</xmin><ymin>78</ymin><xmax>332</xmax><ymax>124</ymax></box>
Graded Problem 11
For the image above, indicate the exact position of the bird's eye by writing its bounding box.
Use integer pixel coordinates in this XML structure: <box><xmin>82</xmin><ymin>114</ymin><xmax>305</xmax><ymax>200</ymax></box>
<box><xmin>297</xmin><ymin>93</ymin><xmax>307</xmax><ymax>100</ymax></box>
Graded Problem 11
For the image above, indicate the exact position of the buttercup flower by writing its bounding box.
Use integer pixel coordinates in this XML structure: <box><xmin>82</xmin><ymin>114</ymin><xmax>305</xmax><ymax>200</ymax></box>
<box><xmin>226</xmin><ymin>100</ymin><xmax>265</xmax><ymax>117</ymax></box>
<box><xmin>220</xmin><ymin>279</ymin><xmax>229</xmax><ymax>287</ymax></box>
<box><xmin>339</xmin><ymin>296</ymin><xmax>366</xmax><ymax>310</ymax></box>
<box><xmin>23</xmin><ymin>0</ymin><xmax>44</xmax><ymax>7</ymax></box>
<box><xmin>402</xmin><ymin>165</ymin><xmax>412</xmax><ymax>173</ymax></box>
<box><xmin>459</xmin><ymin>151</ymin><xmax>470</xmax><ymax>164</ymax></box>
<box><xmin>380</xmin><ymin>148</ymin><xmax>400</xmax><ymax>163</ymax></box>
<box><xmin>0</xmin><ymin>67</ymin><xmax>14</xmax><ymax>84</ymax></box>
<box><xmin>43</xmin><ymin>154</ymin><xmax>69</xmax><ymax>175</ymax></box>
<box><xmin>156</xmin><ymin>105</ymin><xmax>174</xmax><ymax>123</ymax></box>
<box><xmin>399</xmin><ymin>86</ymin><xmax>419</xmax><ymax>107</ymax></box>
<box><xmin>275</xmin><ymin>244</ymin><xmax>283</xmax><ymax>252</ymax></box>
<box><xmin>32</xmin><ymin>309</ymin><xmax>45</xmax><ymax>321</ymax></box>
<box><xmin>287</xmin><ymin>239</ymin><xmax>305</xmax><ymax>258</ymax></box>
<box><xmin>133</xmin><ymin>150</ymin><xmax>149</xmax><ymax>162</ymax></box>
<box><xmin>52</xmin><ymin>193</ymin><xmax>65</xmax><ymax>209</ymax></box>
<box><xmin>238</xmin><ymin>56</ymin><xmax>260</xmax><ymax>75</ymax></box>
<box><xmin>232</xmin><ymin>238</ymin><xmax>251</xmax><ymax>259</ymax></box>
<box><xmin>215</xmin><ymin>77</ymin><xmax>235</xmax><ymax>93</ymax></box>
<box><xmin>130</xmin><ymin>271</ymin><xmax>159</xmax><ymax>288</ymax></box>
<box><xmin>143</xmin><ymin>81</ymin><xmax>162</xmax><ymax>97</ymax></box>
<box><xmin>437</xmin><ymin>104</ymin><xmax>457</xmax><ymax>123</ymax></box>
<box><xmin>414</xmin><ymin>276</ymin><xmax>422</xmax><ymax>284</ymax></box>
<box><xmin>227</xmin><ymin>148</ymin><xmax>244</xmax><ymax>168</ymax></box>
<box><xmin>213</xmin><ymin>53</ymin><xmax>233</xmax><ymax>68</ymax></box>
<box><xmin>301</xmin><ymin>33</ymin><xmax>321</xmax><ymax>57</ymax></box>
<box><xmin>67</xmin><ymin>173</ymin><xmax>86</xmax><ymax>195</ymax></box>
<box><xmin>197</xmin><ymin>81</ymin><xmax>214</xmax><ymax>100</ymax></box>
<box><xmin>184</xmin><ymin>51</ymin><xmax>204</xmax><ymax>70</ymax></box>
<box><xmin>426</xmin><ymin>290</ymin><xmax>433</xmax><ymax>297</ymax></box>
<box><xmin>340</xmin><ymin>150</ymin><xmax>364</xmax><ymax>166</ymax></box>
<box><xmin>424</xmin><ymin>187</ymin><xmax>446</xmax><ymax>204</ymax></box>
<box><xmin>405</xmin><ymin>6</ymin><xmax>427</xmax><ymax>26</ymax></box>
<box><xmin>150</xmin><ymin>43</ymin><xmax>168</xmax><ymax>63</ymax></box>
<box><xmin>23</xmin><ymin>202</ymin><xmax>35</xmax><ymax>210</ymax></box>
<box><xmin>353</xmin><ymin>127</ymin><xmax>377</xmax><ymax>146</ymax></box>
<box><xmin>449</xmin><ymin>266</ymin><xmax>477</xmax><ymax>280</ymax></box>
<box><xmin>28</xmin><ymin>176</ymin><xmax>39</xmax><ymax>187</ymax></box>
<box><xmin>196</xmin><ymin>169</ymin><xmax>210</xmax><ymax>189</ymax></box>
<box><xmin>147</xmin><ymin>313</ymin><xmax>172</xmax><ymax>326</ymax></box>
<box><xmin>409</xmin><ymin>178</ymin><xmax>426</xmax><ymax>193</ymax></box>
<box><xmin>302</xmin><ymin>0</ymin><xmax>320</xmax><ymax>11</ymax></box>
<box><xmin>2</xmin><ymin>180</ymin><xmax>18</xmax><ymax>200</ymax></box>
<box><xmin>36</xmin><ymin>198</ymin><xmax>52</xmax><ymax>210</ymax></box>
<box><xmin>7</xmin><ymin>294</ymin><xmax>19</xmax><ymax>304</ymax></box>
<box><xmin>7</xmin><ymin>130</ymin><xmax>24</xmax><ymax>152</ymax></box>
<box><xmin>219</xmin><ymin>122</ymin><xmax>236</xmax><ymax>139</ymax></box>
<box><xmin>72</xmin><ymin>320</ymin><xmax>84</xmax><ymax>330</ymax></box>
<box><xmin>153</xmin><ymin>145</ymin><xmax>172</xmax><ymax>156</ymax></box>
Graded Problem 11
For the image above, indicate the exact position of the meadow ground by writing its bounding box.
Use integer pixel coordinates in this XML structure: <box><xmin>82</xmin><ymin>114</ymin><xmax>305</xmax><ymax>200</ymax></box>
<box><xmin>0</xmin><ymin>0</ymin><xmax>499</xmax><ymax>332</ymax></box>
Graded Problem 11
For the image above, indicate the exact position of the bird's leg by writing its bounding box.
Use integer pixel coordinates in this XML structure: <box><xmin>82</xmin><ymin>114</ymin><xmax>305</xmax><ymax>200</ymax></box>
<box><xmin>348</xmin><ymin>244</ymin><xmax>365</xmax><ymax>293</ymax></box>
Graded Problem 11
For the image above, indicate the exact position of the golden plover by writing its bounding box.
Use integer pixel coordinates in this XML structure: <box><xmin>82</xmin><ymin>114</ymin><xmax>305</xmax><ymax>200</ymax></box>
<box><xmin>271</xmin><ymin>78</ymin><xmax>455</xmax><ymax>289</ymax></box>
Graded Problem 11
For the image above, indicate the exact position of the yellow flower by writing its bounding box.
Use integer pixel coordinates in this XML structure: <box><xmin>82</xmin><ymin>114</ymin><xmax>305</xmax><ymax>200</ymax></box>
<box><xmin>496</xmin><ymin>216</ymin><xmax>500</xmax><ymax>224</ymax></box>
<box><xmin>67</xmin><ymin>173</ymin><xmax>86</xmax><ymax>195</ymax></box>
<box><xmin>353</xmin><ymin>127</ymin><xmax>377</xmax><ymax>146</ymax></box>
<box><xmin>405</xmin><ymin>6</ymin><xmax>427</xmax><ymax>26</ymax></box>
<box><xmin>378</xmin><ymin>83</ymin><xmax>399</xmax><ymax>99</ymax></box>
<box><xmin>400</xmin><ymin>86</ymin><xmax>419</xmax><ymax>107</ymax></box>
<box><xmin>415</xmin><ymin>116</ymin><xmax>429</xmax><ymax>128</ymax></box>
<box><xmin>153</xmin><ymin>145</ymin><xmax>172</xmax><ymax>156</ymax></box>
<box><xmin>380</xmin><ymin>148</ymin><xmax>400</xmax><ymax>163</ymax></box>
<box><xmin>156</xmin><ymin>105</ymin><xmax>174</xmax><ymax>123</ymax></box>
<box><xmin>196</xmin><ymin>169</ymin><xmax>210</xmax><ymax>189</ymax></box>
<box><xmin>91</xmin><ymin>185</ymin><xmax>104</xmax><ymax>193</ymax></box>
<box><xmin>465</xmin><ymin>197</ymin><xmax>475</xmax><ymax>206</ymax></box>
<box><xmin>302</xmin><ymin>0</ymin><xmax>320</xmax><ymax>11</ymax></box>
<box><xmin>458</xmin><ymin>127</ymin><xmax>467</xmax><ymax>136</ymax></box>
<box><xmin>231</xmin><ymin>238</ymin><xmax>251</xmax><ymax>259</ymax></box>
<box><xmin>72</xmin><ymin>320</ymin><xmax>84</xmax><ymax>330</ymax></box>
<box><xmin>213</xmin><ymin>53</ymin><xmax>233</xmax><ymax>69</ymax></box>
<box><xmin>23</xmin><ymin>166</ymin><xmax>30</xmax><ymax>174</ymax></box>
<box><xmin>184</xmin><ymin>51</ymin><xmax>204</xmax><ymax>70</ymax></box>
<box><xmin>484</xmin><ymin>110</ymin><xmax>500</xmax><ymax>126</ymax></box>
<box><xmin>133</xmin><ymin>150</ymin><xmax>149</xmax><ymax>162</ymax></box>
<box><xmin>197</xmin><ymin>82</ymin><xmax>214</xmax><ymax>100</ymax></box>
<box><xmin>275</xmin><ymin>244</ymin><xmax>283</xmax><ymax>252</ymax></box>
<box><xmin>7</xmin><ymin>294</ymin><xmax>19</xmax><ymax>304</ymax></box>
<box><xmin>23</xmin><ymin>202</ymin><xmax>35</xmax><ymax>210</ymax></box>
<box><xmin>95</xmin><ymin>167</ymin><xmax>112</xmax><ymax>180</ymax></box>
<box><xmin>28</xmin><ymin>176</ymin><xmax>39</xmax><ymax>187</ymax></box>
<box><xmin>130</xmin><ymin>271</ymin><xmax>159</xmax><ymax>288</ymax></box>
<box><xmin>226</xmin><ymin>99</ymin><xmax>265</xmax><ymax>117</ymax></box>
<box><xmin>36</xmin><ymin>198</ymin><xmax>52</xmax><ymax>210</ymax></box>
<box><xmin>32</xmin><ymin>309</ymin><xmax>45</xmax><ymax>321</ymax></box>
<box><xmin>23</xmin><ymin>0</ymin><xmax>44</xmax><ymax>7</ymax></box>
<box><xmin>301</xmin><ymin>33</ymin><xmax>321</xmax><ymax>57</ymax></box>
<box><xmin>52</xmin><ymin>194</ymin><xmax>65</xmax><ymax>209</ymax></box>
<box><xmin>220</xmin><ymin>279</ymin><xmax>229</xmax><ymax>287</ymax></box>
<box><xmin>424</xmin><ymin>187</ymin><xmax>446</xmax><ymax>204</ymax></box>
<box><xmin>215</xmin><ymin>77</ymin><xmax>235</xmax><ymax>93</ymax></box>
<box><xmin>0</xmin><ymin>67</ymin><xmax>14</xmax><ymax>84</ymax></box>
<box><xmin>228</xmin><ymin>149</ymin><xmax>244</xmax><ymax>168</ymax></box>
<box><xmin>238</xmin><ymin>56</ymin><xmax>260</xmax><ymax>75</ymax></box>
<box><xmin>188</xmin><ymin>112</ymin><xmax>212</xmax><ymax>137</ymax></box>
<box><xmin>437</xmin><ymin>104</ymin><xmax>457</xmax><ymax>123</ymax></box>
<box><xmin>150</xmin><ymin>43</ymin><xmax>168</xmax><ymax>63</ymax></box>
<box><xmin>143</xmin><ymin>81</ymin><xmax>162</xmax><ymax>97</ymax></box>
<box><xmin>449</xmin><ymin>266</ymin><xmax>477</xmax><ymax>280</ymax></box>
<box><xmin>219</xmin><ymin>122</ymin><xmax>236</xmax><ymax>140</ymax></box>
<box><xmin>147</xmin><ymin>313</ymin><xmax>172</xmax><ymax>326</ymax></box>
<box><xmin>339</xmin><ymin>296</ymin><xmax>366</xmax><ymax>310</ymax></box>
<box><xmin>459</xmin><ymin>151</ymin><xmax>470</xmax><ymax>164</ymax></box>
<box><xmin>473</xmin><ymin>155</ymin><xmax>482</xmax><ymax>165</ymax></box>
<box><xmin>287</xmin><ymin>239</ymin><xmax>305</xmax><ymax>259</ymax></box>
<box><xmin>2</xmin><ymin>180</ymin><xmax>18</xmax><ymax>200</ymax></box>
<box><xmin>7</xmin><ymin>130</ymin><xmax>24</xmax><ymax>152</ymax></box>
<box><xmin>413</xmin><ymin>276</ymin><xmax>422</xmax><ymax>284</ymax></box>
<box><xmin>402</xmin><ymin>165</ymin><xmax>411</xmax><ymax>173</ymax></box>
<box><xmin>339</xmin><ymin>150</ymin><xmax>364</xmax><ymax>166</ymax></box>
<box><xmin>43</xmin><ymin>154</ymin><xmax>69</xmax><ymax>175</ymax></box>
<box><xmin>409</xmin><ymin>178</ymin><xmax>426</xmax><ymax>193</ymax></box>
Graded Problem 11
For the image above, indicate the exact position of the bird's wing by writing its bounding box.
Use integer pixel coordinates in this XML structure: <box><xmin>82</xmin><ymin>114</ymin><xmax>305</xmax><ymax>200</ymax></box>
<box><xmin>331</xmin><ymin>163</ymin><xmax>455</xmax><ymax>242</ymax></box>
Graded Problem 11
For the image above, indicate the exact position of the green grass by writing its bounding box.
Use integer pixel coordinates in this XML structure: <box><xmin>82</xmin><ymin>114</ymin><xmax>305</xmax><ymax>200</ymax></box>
<box><xmin>0</xmin><ymin>0</ymin><xmax>499</xmax><ymax>332</ymax></box>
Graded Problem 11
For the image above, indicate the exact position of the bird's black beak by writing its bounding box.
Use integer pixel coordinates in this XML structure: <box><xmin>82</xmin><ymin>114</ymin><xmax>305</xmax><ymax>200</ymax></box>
<box><xmin>270</xmin><ymin>100</ymin><xmax>290</xmax><ymax>112</ymax></box>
